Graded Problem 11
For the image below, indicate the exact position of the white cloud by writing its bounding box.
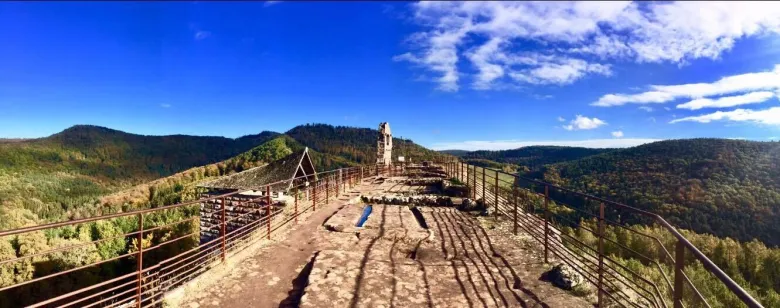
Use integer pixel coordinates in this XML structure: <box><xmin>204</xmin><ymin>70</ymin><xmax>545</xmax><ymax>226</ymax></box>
<box><xmin>563</xmin><ymin>115</ymin><xmax>607</xmax><ymax>131</ymax></box>
<box><xmin>638</xmin><ymin>106</ymin><xmax>653</xmax><ymax>112</ymax></box>
<box><xmin>670</xmin><ymin>107</ymin><xmax>780</xmax><ymax>125</ymax></box>
<box><xmin>399</xmin><ymin>2</ymin><xmax>780</xmax><ymax>91</ymax></box>
<box><xmin>594</xmin><ymin>65</ymin><xmax>780</xmax><ymax>106</ymax></box>
<box><xmin>430</xmin><ymin>138</ymin><xmax>661</xmax><ymax>151</ymax></box>
<box><xmin>770</xmin><ymin>136</ymin><xmax>778</xmax><ymax>140</ymax></box>
<box><xmin>557</xmin><ymin>116</ymin><xmax>566</xmax><ymax>122</ymax></box>
<box><xmin>676</xmin><ymin>91</ymin><xmax>776</xmax><ymax>110</ymax></box>
<box><xmin>508</xmin><ymin>58</ymin><xmax>612</xmax><ymax>85</ymax></box>
<box><xmin>612</xmin><ymin>131</ymin><xmax>624</xmax><ymax>138</ymax></box>
<box><xmin>194</xmin><ymin>31</ymin><xmax>211</xmax><ymax>40</ymax></box>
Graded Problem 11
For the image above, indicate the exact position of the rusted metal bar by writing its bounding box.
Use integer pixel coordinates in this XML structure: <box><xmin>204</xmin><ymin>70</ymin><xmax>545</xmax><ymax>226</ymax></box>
<box><xmin>482</xmin><ymin>167</ymin><xmax>486</xmax><ymax>202</ymax></box>
<box><xmin>544</xmin><ymin>184</ymin><xmax>549</xmax><ymax>264</ymax></box>
<box><xmin>136</xmin><ymin>213</ymin><xmax>144</xmax><ymax>308</ymax></box>
<box><xmin>598</xmin><ymin>202</ymin><xmax>605</xmax><ymax>307</ymax></box>
<box><xmin>472</xmin><ymin>165</ymin><xmax>476</xmax><ymax>199</ymax></box>
<box><xmin>513</xmin><ymin>183</ymin><xmax>518</xmax><ymax>235</ymax></box>
<box><xmin>221</xmin><ymin>197</ymin><xmax>227</xmax><ymax>262</ymax></box>
<box><xmin>494</xmin><ymin>169</ymin><xmax>499</xmax><ymax>218</ymax></box>
<box><xmin>295</xmin><ymin>187</ymin><xmax>299</xmax><ymax>224</ymax></box>
<box><xmin>266</xmin><ymin>186</ymin><xmax>271</xmax><ymax>240</ymax></box>
<box><xmin>674</xmin><ymin>240</ymin><xmax>685</xmax><ymax>308</ymax></box>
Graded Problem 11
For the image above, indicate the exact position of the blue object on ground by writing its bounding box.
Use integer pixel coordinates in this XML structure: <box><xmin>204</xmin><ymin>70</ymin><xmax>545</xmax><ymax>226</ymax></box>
<box><xmin>356</xmin><ymin>205</ymin><xmax>373</xmax><ymax>227</ymax></box>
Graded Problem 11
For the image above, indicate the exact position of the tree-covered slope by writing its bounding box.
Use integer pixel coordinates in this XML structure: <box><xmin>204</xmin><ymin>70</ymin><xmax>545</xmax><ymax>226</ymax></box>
<box><xmin>438</xmin><ymin>149</ymin><xmax>470</xmax><ymax>157</ymax></box>
<box><xmin>1</xmin><ymin>125</ymin><xmax>280</xmax><ymax>182</ymax></box>
<box><xmin>0</xmin><ymin>125</ymin><xmax>279</xmax><ymax>227</ymax></box>
<box><xmin>286</xmin><ymin>123</ymin><xmax>445</xmax><ymax>163</ymax></box>
<box><xmin>99</xmin><ymin>135</ymin><xmax>356</xmax><ymax>212</ymax></box>
<box><xmin>454</xmin><ymin>146</ymin><xmax>613</xmax><ymax>171</ymax></box>
<box><xmin>539</xmin><ymin>138</ymin><xmax>780</xmax><ymax>246</ymax></box>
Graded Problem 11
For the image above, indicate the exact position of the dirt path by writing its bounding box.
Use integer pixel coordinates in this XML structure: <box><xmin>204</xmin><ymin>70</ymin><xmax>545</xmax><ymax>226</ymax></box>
<box><xmin>172</xmin><ymin>180</ymin><xmax>372</xmax><ymax>308</ymax></box>
<box><xmin>300</xmin><ymin>205</ymin><xmax>592</xmax><ymax>308</ymax></box>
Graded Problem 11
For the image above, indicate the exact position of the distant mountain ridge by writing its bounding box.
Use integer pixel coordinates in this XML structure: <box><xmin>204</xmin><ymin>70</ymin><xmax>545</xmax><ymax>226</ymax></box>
<box><xmin>442</xmin><ymin>146</ymin><xmax>614</xmax><ymax>171</ymax></box>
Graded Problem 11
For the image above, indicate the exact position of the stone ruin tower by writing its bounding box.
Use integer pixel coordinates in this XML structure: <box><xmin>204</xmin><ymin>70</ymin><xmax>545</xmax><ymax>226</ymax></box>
<box><xmin>376</xmin><ymin>122</ymin><xmax>392</xmax><ymax>166</ymax></box>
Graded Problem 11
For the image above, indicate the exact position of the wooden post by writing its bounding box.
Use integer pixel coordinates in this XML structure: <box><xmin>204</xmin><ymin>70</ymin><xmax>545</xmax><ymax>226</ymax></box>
<box><xmin>674</xmin><ymin>240</ymin><xmax>685</xmax><ymax>308</ymax></box>
<box><xmin>313</xmin><ymin>180</ymin><xmax>317</xmax><ymax>212</ymax></box>
<box><xmin>294</xmin><ymin>187</ymin><xmax>299</xmax><ymax>224</ymax></box>
<box><xmin>326</xmin><ymin>177</ymin><xmax>329</xmax><ymax>204</ymax></box>
<box><xmin>136</xmin><ymin>213</ymin><xmax>144</xmax><ymax>308</ymax></box>
<box><xmin>266</xmin><ymin>186</ymin><xmax>271</xmax><ymax>240</ymax></box>
<box><xmin>544</xmin><ymin>185</ymin><xmax>550</xmax><ymax>263</ymax></box>
<box><xmin>598</xmin><ymin>202</ymin><xmax>605</xmax><ymax>307</ymax></box>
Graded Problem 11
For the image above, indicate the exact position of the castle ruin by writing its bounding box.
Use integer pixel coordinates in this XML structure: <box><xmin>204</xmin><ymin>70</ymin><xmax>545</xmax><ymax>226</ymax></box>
<box><xmin>376</xmin><ymin>122</ymin><xmax>392</xmax><ymax>166</ymax></box>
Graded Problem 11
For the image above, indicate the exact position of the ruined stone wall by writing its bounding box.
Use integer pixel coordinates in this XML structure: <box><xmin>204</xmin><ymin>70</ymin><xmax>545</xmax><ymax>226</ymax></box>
<box><xmin>199</xmin><ymin>193</ymin><xmax>283</xmax><ymax>243</ymax></box>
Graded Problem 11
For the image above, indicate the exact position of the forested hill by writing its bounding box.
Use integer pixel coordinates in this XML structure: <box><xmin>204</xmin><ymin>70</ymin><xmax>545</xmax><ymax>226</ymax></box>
<box><xmin>2</xmin><ymin>125</ymin><xmax>280</xmax><ymax>183</ymax></box>
<box><xmin>0</xmin><ymin>123</ymin><xmax>444</xmax><ymax>228</ymax></box>
<box><xmin>286</xmin><ymin>123</ymin><xmax>445</xmax><ymax>163</ymax></box>
<box><xmin>445</xmin><ymin>146</ymin><xmax>613</xmax><ymax>171</ymax></box>
<box><xmin>539</xmin><ymin>138</ymin><xmax>780</xmax><ymax>246</ymax></box>
<box><xmin>439</xmin><ymin>149</ymin><xmax>470</xmax><ymax>157</ymax></box>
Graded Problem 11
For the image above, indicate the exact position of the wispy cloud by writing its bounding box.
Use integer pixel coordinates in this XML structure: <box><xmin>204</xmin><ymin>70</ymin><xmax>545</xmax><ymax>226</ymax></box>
<box><xmin>194</xmin><ymin>31</ymin><xmax>211</xmax><ymax>40</ymax></box>
<box><xmin>264</xmin><ymin>1</ymin><xmax>281</xmax><ymax>7</ymax></box>
<box><xmin>557</xmin><ymin>116</ymin><xmax>566</xmax><ymax>122</ymax></box>
<box><xmin>611</xmin><ymin>131</ymin><xmax>624</xmax><ymax>138</ymax></box>
<box><xmin>594</xmin><ymin>64</ymin><xmax>780</xmax><ymax>107</ymax></box>
<box><xmin>676</xmin><ymin>91</ymin><xmax>776</xmax><ymax>110</ymax></box>
<box><xmin>638</xmin><ymin>106</ymin><xmax>653</xmax><ymax>112</ymax></box>
<box><xmin>398</xmin><ymin>2</ymin><xmax>780</xmax><ymax>91</ymax></box>
<box><xmin>670</xmin><ymin>107</ymin><xmax>780</xmax><ymax>125</ymax></box>
<box><xmin>160</xmin><ymin>104</ymin><xmax>172</xmax><ymax>108</ymax></box>
<box><xmin>430</xmin><ymin>138</ymin><xmax>661</xmax><ymax>151</ymax></box>
<box><xmin>563</xmin><ymin>115</ymin><xmax>607</xmax><ymax>131</ymax></box>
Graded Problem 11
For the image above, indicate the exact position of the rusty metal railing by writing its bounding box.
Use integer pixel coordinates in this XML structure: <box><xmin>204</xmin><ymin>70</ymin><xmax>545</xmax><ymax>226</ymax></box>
<box><xmin>439</xmin><ymin>161</ymin><xmax>764</xmax><ymax>308</ymax></box>
<box><xmin>0</xmin><ymin>164</ymin><xmax>390</xmax><ymax>308</ymax></box>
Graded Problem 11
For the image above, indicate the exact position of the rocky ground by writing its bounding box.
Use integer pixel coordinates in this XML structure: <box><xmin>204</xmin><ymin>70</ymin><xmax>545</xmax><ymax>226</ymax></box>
<box><xmin>169</xmin><ymin>174</ymin><xmax>592</xmax><ymax>308</ymax></box>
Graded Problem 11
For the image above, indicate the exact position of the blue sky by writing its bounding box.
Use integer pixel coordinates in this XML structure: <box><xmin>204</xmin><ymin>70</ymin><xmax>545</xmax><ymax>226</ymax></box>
<box><xmin>1</xmin><ymin>1</ymin><xmax>779</xmax><ymax>150</ymax></box>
